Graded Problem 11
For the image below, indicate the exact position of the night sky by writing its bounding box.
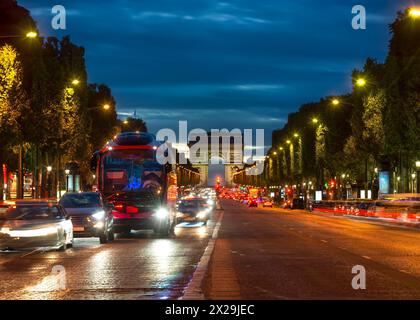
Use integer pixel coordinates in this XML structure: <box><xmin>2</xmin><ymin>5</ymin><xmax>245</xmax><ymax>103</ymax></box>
<box><xmin>20</xmin><ymin>0</ymin><xmax>417</xmax><ymax>148</ymax></box>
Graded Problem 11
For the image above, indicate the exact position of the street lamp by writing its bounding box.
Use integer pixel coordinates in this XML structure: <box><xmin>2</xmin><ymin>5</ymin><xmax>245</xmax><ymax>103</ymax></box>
<box><xmin>312</xmin><ymin>118</ymin><xmax>319</xmax><ymax>124</ymax></box>
<box><xmin>25</xmin><ymin>31</ymin><xmax>38</xmax><ymax>38</ymax></box>
<box><xmin>356</xmin><ymin>78</ymin><xmax>367</xmax><ymax>87</ymax></box>
<box><xmin>332</xmin><ymin>98</ymin><xmax>340</xmax><ymax>106</ymax></box>
<box><xmin>412</xmin><ymin>173</ymin><xmax>417</xmax><ymax>193</ymax></box>
<box><xmin>293</xmin><ymin>133</ymin><xmax>299</xmax><ymax>138</ymax></box>
<box><xmin>71</xmin><ymin>79</ymin><xmax>80</xmax><ymax>85</ymax></box>
<box><xmin>103</xmin><ymin>104</ymin><xmax>110</xmax><ymax>110</ymax></box>
<box><xmin>409</xmin><ymin>8</ymin><xmax>420</xmax><ymax>18</ymax></box>
<box><xmin>46</xmin><ymin>166</ymin><xmax>52</xmax><ymax>198</ymax></box>
<box><xmin>65</xmin><ymin>169</ymin><xmax>70</xmax><ymax>192</ymax></box>
<box><xmin>123</xmin><ymin>120</ymin><xmax>129</xmax><ymax>125</ymax></box>
<box><xmin>0</xmin><ymin>31</ymin><xmax>38</xmax><ymax>39</ymax></box>
<box><xmin>286</xmin><ymin>140</ymin><xmax>291</xmax><ymax>144</ymax></box>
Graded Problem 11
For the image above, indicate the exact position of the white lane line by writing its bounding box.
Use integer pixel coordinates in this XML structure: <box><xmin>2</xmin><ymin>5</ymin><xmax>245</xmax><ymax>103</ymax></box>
<box><xmin>362</xmin><ymin>255</ymin><xmax>371</xmax><ymax>260</ymax></box>
<box><xmin>399</xmin><ymin>269</ymin><xmax>411</xmax><ymax>274</ymax></box>
<box><xmin>321</xmin><ymin>239</ymin><xmax>328</xmax><ymax>243</ymax></box>
<box><xmin>20</xmin><ymin>249</ymin><xmax>41</xmax><ymax>258</ymax></box>
<box><xmin>181</xmin><ymin>211</ymin><xmax>224</xmax><ymax>300</ymax></box>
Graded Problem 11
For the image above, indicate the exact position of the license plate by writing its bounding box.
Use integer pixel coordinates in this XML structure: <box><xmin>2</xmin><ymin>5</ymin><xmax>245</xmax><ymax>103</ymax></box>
<box><xmin>73</xmin><ymin>226</ymin><xmax>85</xmax><ymax>232</ymax></box>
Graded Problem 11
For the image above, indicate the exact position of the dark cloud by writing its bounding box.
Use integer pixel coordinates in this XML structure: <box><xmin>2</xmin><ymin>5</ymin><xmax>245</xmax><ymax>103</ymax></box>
<box><xmin>20</xmin><ymin>0</ymin><xmax>415</xmax><ymax>147</ymax></box>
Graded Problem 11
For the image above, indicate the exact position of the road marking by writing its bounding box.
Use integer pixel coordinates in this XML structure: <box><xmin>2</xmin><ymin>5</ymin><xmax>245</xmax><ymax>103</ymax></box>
<box><xmin>20</xmin><ymin>249</ymin><xmax>41</xmax><ymax>258</ymax></box>
<box><xmin>321</xmin><ymin>240</ymin><xmax>328</xmax><ymax>243</ymax></box>
<box><xmin>362</xmin><ymin>255</ymin><xmax>371</xmax><ymax>260</ymax></box>
<box><xmin>181</xmin><ymin>211</ymin><xmax>224</xmax><ymax>300</ymax></box>
<box><xmin>399</xmin><ymin>269</ymin><xmax>411</xmax><ymax>274</ymax></box>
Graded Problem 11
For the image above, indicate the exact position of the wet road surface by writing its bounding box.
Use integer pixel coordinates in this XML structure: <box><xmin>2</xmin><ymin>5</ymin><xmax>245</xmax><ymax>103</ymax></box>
<box><xmin>204</xmin><ymin>201</ymin><xmax>420</xmax><ymax>299</ymax></box>
<box><xmin>0</xmin><ymin>213</ymin><xmax>221</xmax><ymax>300</ymax></box>
<box><xmin>1</xmin><ymin>200</ymin><xmax>420</xmax><ymax>300</ymax></box>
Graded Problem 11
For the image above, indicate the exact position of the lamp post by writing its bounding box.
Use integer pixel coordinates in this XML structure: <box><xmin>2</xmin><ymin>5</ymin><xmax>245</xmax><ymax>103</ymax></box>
<box><xmin>65</xmin><ymin>169</ymin><xmax>70</xmax><ymax>192</ymax></box>
<box><xmin>411</xmin><ymin>173</ymin><xmax>417</xmax><ymax>194</ymax></box>
<box><xmin>46</xmin><ymin>166</ymin><xmax>52</xmax><ymax>198</ymax></box>
<box><xmin>416</xmin><ymin>161</ymin><xmax>420</xmax><ymax>194</ymax></box>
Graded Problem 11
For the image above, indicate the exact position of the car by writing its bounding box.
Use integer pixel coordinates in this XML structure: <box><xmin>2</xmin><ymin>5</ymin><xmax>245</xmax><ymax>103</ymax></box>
<box><xmin>176</xmin><ymin>198</ymin><xmax>211</xmax><ymax>225</ymax></box>
<box><xmin>107</xmin><ymin>190</ymin><xmax>176</xmax><ymax>237</ymax></box>
<box><xmin>262</xmin><ymin>198</ymin><xmax>274</xmax><ymax>208</ymax></box>
<box><xmin>0</xmin><ymin>200</ymin><xmax>73</xmax><ymax>251</ymax></box>
<box><xmin>248</xmin><ymin>198</ymin><xmax>258</xmax><ymax>207</ymax></box>
<box><xmin>59</xmin><ymin>192</ymin><xmax>114</xmax><ymax>244</ymax></box>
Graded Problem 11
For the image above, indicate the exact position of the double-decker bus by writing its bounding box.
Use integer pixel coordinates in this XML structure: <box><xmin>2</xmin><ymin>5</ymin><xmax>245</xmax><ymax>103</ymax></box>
<box><xmin>90</xmin><ymin>132</ymin><xmax>180</xmax><ymax>237</ymax></box>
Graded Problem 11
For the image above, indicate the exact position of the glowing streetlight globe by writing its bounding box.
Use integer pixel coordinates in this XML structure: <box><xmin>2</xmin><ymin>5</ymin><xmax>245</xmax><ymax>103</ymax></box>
<box><xmin>356</xmin><ymin>78</ymin><xmax>366</xmax><ymax>87</ymax></box>
<box><xmin>409</xmin><ymin>8</ymin><xmax>420</xmax><ymax>18</ymax></box>
<box><xmin>332</xmin><ymin>99</ymin><xmax>340</xmax><ymax>106</ymax></box>
<box><xmin>26</xmin><ymin>31</ymin><xmax>37</xmax><ymax>38</ymax></box>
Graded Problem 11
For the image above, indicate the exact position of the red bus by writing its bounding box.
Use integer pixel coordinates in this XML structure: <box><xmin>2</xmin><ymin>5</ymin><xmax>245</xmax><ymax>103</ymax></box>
<box><xmin>90</xmin><ymin>132</ymin><xmax>178</xmax><ymax>237</ymax></box>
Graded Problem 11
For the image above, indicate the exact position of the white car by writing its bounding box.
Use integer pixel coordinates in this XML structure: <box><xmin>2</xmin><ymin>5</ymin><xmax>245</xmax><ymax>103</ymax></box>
<box><xmin>0</xmin><ymin>200</ymin><xmax>73</xmax><ymax>251</ymax></box>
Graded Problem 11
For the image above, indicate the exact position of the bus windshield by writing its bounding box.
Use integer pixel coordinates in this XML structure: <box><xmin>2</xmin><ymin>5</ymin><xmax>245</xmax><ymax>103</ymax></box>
<box><xmin>101</xmin><ymin>149</ymin><xmax>164</xmax><ymax>195</ymax></box>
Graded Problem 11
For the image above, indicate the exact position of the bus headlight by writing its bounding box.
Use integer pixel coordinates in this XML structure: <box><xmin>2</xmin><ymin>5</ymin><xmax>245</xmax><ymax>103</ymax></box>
<box><xmin>197</xmin><ymin>211</ymin><xmax>208</xmax><ymax>219</ymax></box>
<box><xmin>155</xmin><ymin>208</ymin><xmax>169</xmax><ymax>219</ymax></box>
<box><xmin>92</xmin><ymin>210</ymin><xmax>105</xmax><ymax>220</ymax></box>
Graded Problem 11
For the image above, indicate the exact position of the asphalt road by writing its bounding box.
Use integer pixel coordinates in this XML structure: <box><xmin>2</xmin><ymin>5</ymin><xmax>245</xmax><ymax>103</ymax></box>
<box><xmin>204</xmin><ymin>200</ymin><xmax>420</xmax><ymax>299</ymax></box>
<box><xmin>0</xmin><ymin>217</ymin><xmax>220</xmax><ymax>300</ymax></box>
<box><xmin>1</xmin><ymin>200</ymin><xmax>419</xmax><ymax>300</ymax></box>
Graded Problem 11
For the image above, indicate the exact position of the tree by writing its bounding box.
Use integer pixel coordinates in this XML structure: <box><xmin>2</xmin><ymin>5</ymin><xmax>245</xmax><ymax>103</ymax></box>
<box><xmin>0</xmin><ymin>44</ymin><xmax>28</xmax><ymax>198</ymax></box>
<box><xmin>120</xmin><ymin>117</ymin><xmax>148</xmax><ymax>133</ymax></box>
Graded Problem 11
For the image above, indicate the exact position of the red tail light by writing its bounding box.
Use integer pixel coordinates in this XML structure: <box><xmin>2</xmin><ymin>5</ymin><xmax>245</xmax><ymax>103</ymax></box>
<box><xmin>126</xmin><ymin>206</ymin><xmax>139</xmax><ymax>214</ymax></box>
<box><xmin>114</xmin><ymin>203</ymin><xmax>124</xmax><ymax>212</ymax></box>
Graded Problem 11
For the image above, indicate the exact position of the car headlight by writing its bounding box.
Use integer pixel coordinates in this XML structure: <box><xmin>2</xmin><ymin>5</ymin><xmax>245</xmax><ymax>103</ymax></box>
<box><xmin>6</xmin><ymin>227</ymin><xmax>57</xmax><ymax>238</ymax></box>
<box><xmin>0</xmin><ymin>227</ymin><xmax>10</xmax><ymax>234</ymax></box>
<box><xmin>155</xmin><ymin>207</ymin><xmax>169</xmax><ymax>219</ymax></box>
<box><xmin>207</xmin><ymin>199</ymin><xmax>214</xmax><ymax>206</ymax></box>
<box><xmin>92</xmin><ymin>210</ymin><xmax>106</xmax><ymax>220</ymax></box>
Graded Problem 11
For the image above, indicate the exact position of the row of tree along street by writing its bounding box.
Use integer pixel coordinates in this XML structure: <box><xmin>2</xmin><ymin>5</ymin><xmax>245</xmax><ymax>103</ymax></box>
<box><xmin>235</xmin><ymin>8</ymin><xmax>420</xmax><ymax>200</ymax></box>
<box><xmin>0</xmin><ymin>0</ymin><xmax>147</xmax><ymax>200</ymax></box>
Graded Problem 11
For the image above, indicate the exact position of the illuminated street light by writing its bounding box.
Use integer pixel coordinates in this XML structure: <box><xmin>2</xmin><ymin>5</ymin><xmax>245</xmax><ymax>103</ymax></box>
<box><xmin>103</xmin><ymin>104</ymin><xmax>110</xmax><ymax>110</ymax></box>
<box><xmin>65</xmin><ymin>169</ymin><xmax>70</xmax><ymax>175</ymax></box>
<box><xmin>332</xmin><ymin>98</ymin><xmax>340</xmax><ymax>106</ymax></box>
<box><xmin>293</xmin><ymin>133</ymin><xmax>299</xmax><ymax>138</ymax></box>
<box><xmin>273</xmin><ymin>152</ymin><xmax>277</xmax><ymax>155</ymax></box>
<box><xmin>286</xmin><ymin>140</ymin><xmax>291</xmax><ymax>144</ymax></box>
<box><xmin>279</xmin><ymin>147</ymin><xmax>283</xmax><ymax>151</ymax></box>
<box><xmin>71</xmin><ymin>79</ymin><xmax>80</xmax><ymax>85</ymax></box>
<box><xmin>25</xmin><ymin>31</ymin><xmax>38</xmax><ymax>38</ymax></box>
<box><xmin>356</xmin><ymin>78</ymin><xmax>366</xmax><ymax>87</ymax></box>
<box><xmin>409</xmin><ymin>8</ymin><xmax>420</xmax><ymax>18</ymax></box>
<box><xmin>312</xmin><ymin>118</ymin><xmax>319</xmax><ymax>124</ymax></box>
<box><xmin>123</xmin><ymin>120</ymin><xmax>129</xmax><ymax>125</ymax></box>
<box><xmin>416</xmin><ymin>161</ymin><xmax>420</xmax><ymax>168</ymax></box>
